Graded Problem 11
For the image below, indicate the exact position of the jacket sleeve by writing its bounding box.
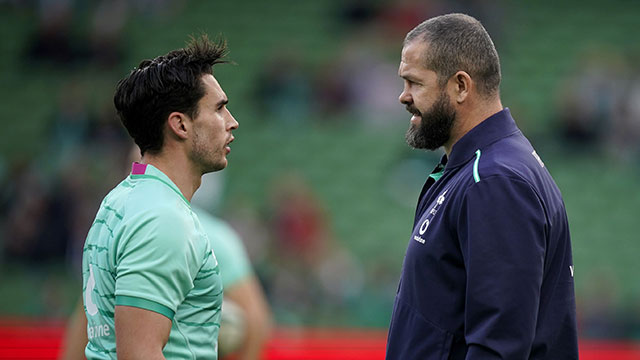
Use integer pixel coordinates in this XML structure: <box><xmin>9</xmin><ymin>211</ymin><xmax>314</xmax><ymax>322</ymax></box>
<box><xmin>457</xmin><ymin>175</ymin><xmax>546</xmax><ymax>359</ymax></box>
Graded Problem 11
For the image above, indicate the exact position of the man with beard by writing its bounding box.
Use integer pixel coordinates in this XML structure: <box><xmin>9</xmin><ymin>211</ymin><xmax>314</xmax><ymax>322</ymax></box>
<box><xmin>386</xmin><ymin>14</ymin><xmax>578</xmax><ymax>359</ymax></box>
<box><xmin>81</xmin><ymin>35</ymin><xmax>238</xmax><ymax>359</ymax></box>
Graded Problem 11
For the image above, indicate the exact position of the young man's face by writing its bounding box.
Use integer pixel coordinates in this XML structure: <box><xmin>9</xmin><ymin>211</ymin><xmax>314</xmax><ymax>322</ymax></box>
<box><xmin>189</xmin><ymin>74</ymin><xmax>238</xmax><ymax>173</ymax></box>
<box><xmin>398</xmin><ymin>40</ymin><xmax>456</xmax><ymax>150</ymax></box>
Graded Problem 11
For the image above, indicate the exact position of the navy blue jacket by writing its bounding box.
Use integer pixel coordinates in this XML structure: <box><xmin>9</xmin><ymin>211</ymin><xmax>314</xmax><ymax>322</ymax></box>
<box><xmin>386</xmin><ymin>109</ymin><xmax>578</xmax><ymax>359</ymax></box>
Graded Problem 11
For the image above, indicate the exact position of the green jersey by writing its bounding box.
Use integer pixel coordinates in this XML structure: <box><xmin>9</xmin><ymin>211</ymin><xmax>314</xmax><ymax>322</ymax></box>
<box><xmin>82</xmin><ymin>163</ymin><xmax>223</xmax><ymax>359</ymax></box>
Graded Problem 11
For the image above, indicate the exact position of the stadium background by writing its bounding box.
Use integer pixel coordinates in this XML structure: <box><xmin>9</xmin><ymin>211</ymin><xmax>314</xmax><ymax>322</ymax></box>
<box><xmin>1</xmin><ymin>0</ymin><xmax>639</xmax><ymax>357</ymax></box>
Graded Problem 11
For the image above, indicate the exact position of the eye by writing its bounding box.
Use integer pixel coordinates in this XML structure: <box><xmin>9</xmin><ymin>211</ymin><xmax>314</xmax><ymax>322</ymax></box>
<box><xmin>405</xmin><ymin>78</ymin><xmax>419</xmax><ymax>87</ymax></box>
<box><xmin>217</xmin><ymin>100</ymin><xmax>229</xmax><ymax>111</ymax></box>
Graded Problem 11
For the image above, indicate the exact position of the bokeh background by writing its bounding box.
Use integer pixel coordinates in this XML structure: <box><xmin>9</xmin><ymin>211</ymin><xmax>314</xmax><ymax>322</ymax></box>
<box><xmin>1</xmin><ymin>0</ymin><xmax>639</xmax><ymax>344</ymax></box>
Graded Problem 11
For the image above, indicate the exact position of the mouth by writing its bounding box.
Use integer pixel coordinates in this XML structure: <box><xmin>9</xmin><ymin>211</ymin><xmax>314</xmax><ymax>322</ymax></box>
<box><xmin>410</xmin><ymin>113</ymin><xmax>422</xmax><ymax>124</ymax></box>
<box><xmin>225</xmin><ymin>136</ymin><xmax>234</xmax><ymax>154</ymax></box>
<box><xmin>407</xmin><ymin>107</ymin><xmax>422</xmax><ymax>125</ymax></box>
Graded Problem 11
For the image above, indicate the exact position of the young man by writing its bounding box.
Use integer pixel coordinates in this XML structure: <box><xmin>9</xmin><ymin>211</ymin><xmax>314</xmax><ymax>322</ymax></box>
<box><xmin>386</xmin><ymin>14</ymin><xmax>578</xmax><ymax>359</ymax></box>
<box><xmin>81</xmin><ymin>35</ymin><xmax>238</xmax><ymax>359</ymax></box>
<box><xmin>61</xmin><ymin>170</ymin><xmax>272</xmax><ymax>360</ymax></box>
<box><xmin>60</xmin><ymin>208</ymin><xmax>272</xmax><ymax>360</ymax></box>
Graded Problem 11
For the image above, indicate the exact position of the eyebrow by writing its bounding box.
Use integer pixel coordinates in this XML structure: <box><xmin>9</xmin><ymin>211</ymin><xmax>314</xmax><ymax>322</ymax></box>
<box><xmin>216</xmin><ymin>98</ymin><xmax>229</xmax><ymax>108</ymax></box>
<box><xmin>400</xmin><ymin>73</ymin><xmax>420</xmax><ymax>82</ymax></box>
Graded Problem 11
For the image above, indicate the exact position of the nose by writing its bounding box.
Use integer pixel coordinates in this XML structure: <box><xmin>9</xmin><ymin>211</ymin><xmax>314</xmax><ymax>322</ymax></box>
<box><xmin>227</xmin><ymin>111</ymin><xmax>239</xmax><ymax>130</ymax></box>
<box><xmin>399</xmin><ymin>86</ymin><xmax>412</xmax><ymax>105</ymax></box>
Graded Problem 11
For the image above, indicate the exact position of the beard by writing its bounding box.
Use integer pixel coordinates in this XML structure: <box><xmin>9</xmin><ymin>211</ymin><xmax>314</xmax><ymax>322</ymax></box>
<box><xmin>405</xmin><ymin>90</ymin><xmax>456</xmax><ymax>150</ymax></box>
<box><xmin>191</xmin><ymin>132</ymin><xmax>227</xmax><ymax>174</ymax></box>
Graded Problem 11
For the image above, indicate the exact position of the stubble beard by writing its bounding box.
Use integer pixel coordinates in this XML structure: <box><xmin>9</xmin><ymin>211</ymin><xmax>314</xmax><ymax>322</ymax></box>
<box><xmin>191</xmin><ymin>133</ymin><xmax>227</xmax><ymax>174</ymax></box>
<box><xmin>405</xmin><ymin>91</ymin><xmax>456</xmax><ymax>151</ymax></box>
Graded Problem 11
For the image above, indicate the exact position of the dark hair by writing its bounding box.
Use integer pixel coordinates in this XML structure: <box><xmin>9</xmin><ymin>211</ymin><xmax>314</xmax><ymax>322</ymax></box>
<box><xmin>405</xmin><ymin>13</ymin><xmax>501</xmax><ymax>97</ymax></box>
<box><xmin>114</xmin><ymin>34</ymin><xmax>228</xmax><ymax>155</ymax></box>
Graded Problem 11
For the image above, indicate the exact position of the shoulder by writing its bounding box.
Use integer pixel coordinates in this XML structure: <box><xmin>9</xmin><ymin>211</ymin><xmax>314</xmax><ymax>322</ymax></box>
<box><xmin>127</xmin><ymin>177</ymin><xmax>184</xmax><ymax>208</ymax></box>
<box><xmin>451</xmin><ymin>133</ymin><xmax>554</xmax><ymax>212</ymax></box>
<box><xmin>116</xmin><ymin>185</ymin><xmax>202</xmax><ymax>255</ymax></box>
<box><xmin>118</xmin><ymin>175</ymin><xmax>191</xmax><ymax>223</ymax></box>
<box><xmin>472</xmin><ymin>132</ymin><xmax>545</xmax><ymax>186</ymax></box>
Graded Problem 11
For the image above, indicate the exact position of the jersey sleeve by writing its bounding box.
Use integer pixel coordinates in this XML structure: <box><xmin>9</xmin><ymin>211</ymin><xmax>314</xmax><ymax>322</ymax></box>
<box><xmin>114</xmin><ymin>207</ymin><xmax>204</xmax><ymax>319</ymax></box>
<box><xmin>457</xmin><ymin>176</ymin><xmax>547</xmax><ymax>359</ymax></box>
<box><xmin>196</xmin><ymin>209</ymin><xmax>252</xmax><ymax>288</ymax></box>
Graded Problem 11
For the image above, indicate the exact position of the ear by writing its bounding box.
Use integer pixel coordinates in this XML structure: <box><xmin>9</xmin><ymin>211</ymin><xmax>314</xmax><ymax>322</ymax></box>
<box><xmin>166</xmin><ymin>112</ymin><xmax>190</xmax><ymax>140</ymax></box>
<box><xmin>450</xmin><ymin>71</ymin><xmax>472</xmax><ymax>103</ymax></box>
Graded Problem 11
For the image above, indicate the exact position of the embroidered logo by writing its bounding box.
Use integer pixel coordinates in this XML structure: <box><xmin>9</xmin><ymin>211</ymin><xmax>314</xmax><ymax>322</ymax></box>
<box><xmin>413</xmin><ymin>189</ymin><xmax>448</xmax><ymax>244</ymax></box>
<box><xmin>419</xmin><ymin>219</ymin><xmax>430</xmax><ymax>235</ymax></box>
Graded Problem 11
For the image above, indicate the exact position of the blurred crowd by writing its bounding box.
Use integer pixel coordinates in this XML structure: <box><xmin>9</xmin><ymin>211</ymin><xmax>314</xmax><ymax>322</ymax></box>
<box><xmin>555</xmin><ymin>47</ymin><xmax>640</xmax><ymax>164</ymax></box>
<box><xmin>1</xmin><ymin>78</ymin><xmax>130</xmax><ymax>267</ymax></box>
<box><xmin>1</xmin><ymin>0</ymin><xmax>639</xmax><ymax>339</ymax></box>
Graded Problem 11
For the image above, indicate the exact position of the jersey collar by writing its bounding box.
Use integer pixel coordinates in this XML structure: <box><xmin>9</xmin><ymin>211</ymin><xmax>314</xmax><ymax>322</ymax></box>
<box><xmin>445</xmin><ymin>108</ymin><xmax>520</xmax><ymax>169</ymax></box>
<box><xmin>130</xmin><ymin>162</ymin><xmax>190</xmax><ymax>205</ymax></box>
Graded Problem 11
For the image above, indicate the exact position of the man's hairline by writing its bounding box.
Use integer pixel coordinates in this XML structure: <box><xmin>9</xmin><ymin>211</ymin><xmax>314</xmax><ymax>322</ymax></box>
<box><xmin>402</xmin><ymin>36</ymin><xmax>500</xmax><ymax>99</ymax></box>
<box><xmin>402</xmin><ymin>38</ymin><xmax>451</xmax><ymax>89</ymax></box>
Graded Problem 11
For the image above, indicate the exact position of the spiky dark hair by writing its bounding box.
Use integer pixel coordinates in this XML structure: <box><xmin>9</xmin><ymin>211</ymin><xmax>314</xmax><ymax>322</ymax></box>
<box><xmin>114</xmin><ymin>34</ymin><xmax>229</xmax><ymax>155</ymax></box>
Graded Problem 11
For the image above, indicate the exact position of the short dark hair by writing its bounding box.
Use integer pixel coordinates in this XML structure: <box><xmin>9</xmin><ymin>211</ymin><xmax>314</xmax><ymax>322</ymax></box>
<box><xmin>114</xmin><ymin>34</ymin><xmax>228</xmax><ymax>155</ymax></box>
<box><xmin>405</xmin><ymin>13</ymin><xmax>501</xmax><ymax>97</ymax></box>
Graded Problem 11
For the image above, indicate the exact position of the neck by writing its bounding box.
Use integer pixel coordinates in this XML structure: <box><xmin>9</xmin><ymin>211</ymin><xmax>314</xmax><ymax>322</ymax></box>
<box><xmin>140</xmin><ymin>148</ymin><xmax>201</xmax><ymax>202</ymax></box>
<box><xmin>443</xmin><ymin>97</ymin><xmax>503</xmax><ymax>156</ymax></box>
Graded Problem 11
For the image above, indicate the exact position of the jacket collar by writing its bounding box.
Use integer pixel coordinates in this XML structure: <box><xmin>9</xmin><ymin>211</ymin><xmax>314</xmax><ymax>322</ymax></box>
<box><xmin>445</xmin><ymin>108</ymin><xmax>520</xmax><ymax>169</ymax></box>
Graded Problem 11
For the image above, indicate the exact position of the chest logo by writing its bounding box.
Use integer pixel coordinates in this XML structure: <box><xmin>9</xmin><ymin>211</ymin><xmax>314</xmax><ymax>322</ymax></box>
<box><xmin>413</xmin><ymin>189</ymin><xmax>448</xmax><ymax>244</ymax></box>
<box><xmin>419</xmin><ymin>219</ymin><xmax>430</xmax><ymax>235</ymax></box>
